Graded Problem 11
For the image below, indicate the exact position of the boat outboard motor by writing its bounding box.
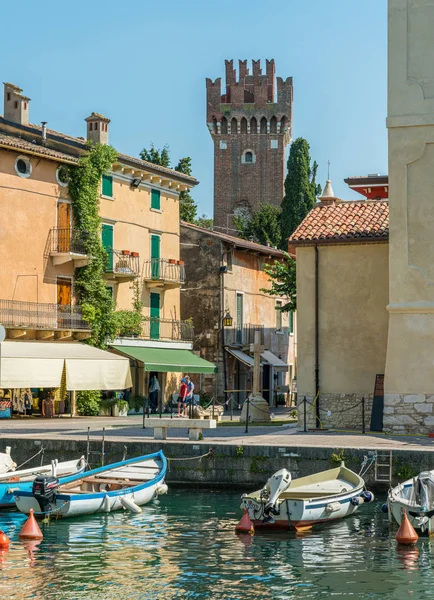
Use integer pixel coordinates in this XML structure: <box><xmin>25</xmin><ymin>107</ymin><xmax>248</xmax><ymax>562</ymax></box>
<box><xmin>32</xmin><ymin>475</ymin><xmax>59</xmax><ymax>513</ymax></box>
<box><xmin>263</xmin><ymin>469</ymin><xmax>292</xmax><ymax>517</ymax></box>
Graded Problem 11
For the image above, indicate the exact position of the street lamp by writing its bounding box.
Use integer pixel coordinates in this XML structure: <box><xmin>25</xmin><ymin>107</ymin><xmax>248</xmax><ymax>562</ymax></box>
<box><xmin>223</xmin><ymin>312</ymin><xmax>233</xmax><ymax>327</ymax></box>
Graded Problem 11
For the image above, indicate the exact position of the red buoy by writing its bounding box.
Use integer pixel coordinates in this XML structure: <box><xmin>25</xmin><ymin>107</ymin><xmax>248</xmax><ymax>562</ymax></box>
<box><xmin>235</xmin><ymin>509</ymin><xmax>254</xmax><ymax>534</ymax></box>
<box><xmin>19</xmin><ymin>509</ymin><xmax>43</xmax><ymax>540</ymax></box>
<box><xmin>0</xmin><ymin>530</ymin><xmax>10</xmax><ymax>549</ymax></box>
<box><xmin>396</xmin><ymin>509</ymin><xmax>418</xmax><ymax>545</ymax></box>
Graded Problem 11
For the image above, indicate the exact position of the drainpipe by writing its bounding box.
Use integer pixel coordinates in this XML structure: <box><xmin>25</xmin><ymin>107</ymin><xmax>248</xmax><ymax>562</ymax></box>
<box><xmin>315</xmin><ymin>245</ymin><xmax>320</xmax><ymax>428</ymax></box>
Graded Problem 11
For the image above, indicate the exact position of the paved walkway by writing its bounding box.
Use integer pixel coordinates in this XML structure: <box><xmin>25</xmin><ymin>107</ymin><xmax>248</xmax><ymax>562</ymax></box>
<box><xmin>1</xmin><ymin>415</ymin><xmax>434</xmax><ymax>451</ymax></box>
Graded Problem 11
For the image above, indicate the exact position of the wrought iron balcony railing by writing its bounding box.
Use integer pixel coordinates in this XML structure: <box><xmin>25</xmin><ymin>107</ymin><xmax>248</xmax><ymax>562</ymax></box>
<box><xmin>118</xmin><ymin>317</ymin><xmax>194</xmax><ymax>342</ymax></box>
<box><xmin>226</xmin><ymin>323</ymin><xmax>265</xmax><ymax>346</ymax></box>
<box><xmin>142</xmin><ymin>259</ymin><xmax>186</xmax><ymax>285</ymax></box>
<box><xmin>0</xmin><ymin>299</ymin><xmax>89</xmax><ymax>330</ymax></box>
<box><xmin>105</xmin><ymin>250</ymin><xmax>140</xmax><ymax>278</ymax></box>
<box><xmin>45</xmin><ymin>227</ymin><xmax>91</xmax><ymax>256</ymax></box>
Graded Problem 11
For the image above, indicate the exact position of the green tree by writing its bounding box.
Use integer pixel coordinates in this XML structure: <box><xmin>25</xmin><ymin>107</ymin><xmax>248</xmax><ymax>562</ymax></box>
<box><xmin>261</xmin><ymin>252</ymin><xmax>296</xmax><ymax>312</ymax></box>
<box><xmin>175</xmin><ymin>157</ymin><xmax>198</xmax><ymax>223</ymax></box>
<box><xmin>281</xmin><ymin>138</ymin><xmax>321</xmax><ymax>244</ymax></box>
<box><xmin>140</xmin><ymin>143</ymin><xmax>171</xmax><ymax>168</ymax></box>
<box><xmin>195</xmin><ymin>214</ymin><xmax>213</xmax><ymax>229</ymax></box>
<box><xmin>234</xmin><ymin>202</ymin><xmax>282</xmax><ymax>248</ymax></box>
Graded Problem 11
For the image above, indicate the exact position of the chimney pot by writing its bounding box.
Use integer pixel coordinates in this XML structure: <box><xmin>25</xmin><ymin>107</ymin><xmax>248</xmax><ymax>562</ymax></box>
<box><xmin>85</xmin><ymin>112</ymin><xmax>110</xmax><ymax>145</ymax></box>
<box><xmin>41</xmin><ymin>122</ymin><xmax>47</xmax><ymax>145</ymax></box>
<box><xmin>3</xmin><ymin>82</ymin><xmax>30</xmax><ymax>125</ymax></box>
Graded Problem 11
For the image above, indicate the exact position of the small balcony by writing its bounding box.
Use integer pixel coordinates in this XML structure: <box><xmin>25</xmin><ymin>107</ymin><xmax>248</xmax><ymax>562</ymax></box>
<box><xmin>118</xmin><ymin>317</ymin><xmax>194</xmax><ymax>342</ymax></box>
<box><xmin>226</xmin><ymin>323</ymin><xmax>265</xmax><ymax>347</ymax></box>
<box><xmin>104</xmin><ymin>250</ymin><xmax>140</xmax><ymax>281</ymax></box>
<box><xmin>143</xmin><ymin>259</ymin><xmax>186</xmax><ymax>288</ymax></box>
<box><xmin>45</xmin><ymin>227</ymin><xmax>92</xmax><ymax>267</ymax></box>
<box><xmin>0</xmin><ymin>299</ymin><xmax>91</xmax><ymax>340</ymax></box>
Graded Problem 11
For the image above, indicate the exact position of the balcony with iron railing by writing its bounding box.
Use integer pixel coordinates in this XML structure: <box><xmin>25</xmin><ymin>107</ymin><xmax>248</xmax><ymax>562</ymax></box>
<box><xmin>143</xmin><ymin>259</ymin><xmax>186</xmax><ymax>288</ymax></box>
<box><xmin>226</xmin><ymin>323</ymin><xmax>265</xmax><ymax>347</ymax></box>
<box><xmin>117</xmin><ymin>317</ymin><xmax>194</xmax><ymax>343</ymax></box>
<box><xmin>45</xmin><ymin>227</ymin><xmax>92</xmax><ymax>267</ymax></box>
<box><xmin>104</xmin><ymin>249</ymin><xmax>140</xmax><ymax>280</ymax></box>
<box><xmin>0</xmin><ymin>299</ymin><xmax>90</xmax><ymax>339</ymax></box>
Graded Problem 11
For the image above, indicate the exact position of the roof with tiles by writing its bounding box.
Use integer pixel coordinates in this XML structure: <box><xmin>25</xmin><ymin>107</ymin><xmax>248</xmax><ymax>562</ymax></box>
<box><xmin>181</xmin><ymin>221</ymin><xmax>294</xmax><ymax>258</ymax></box>
<box><xmin>289</xmin><ymin>200</ymin><xmax>389</xmax><ymax>245</ymax></box>
<box><xmin>0</xmin><ymin>117</ymin><xmax>198</xmax><ymax>185</ymax></box>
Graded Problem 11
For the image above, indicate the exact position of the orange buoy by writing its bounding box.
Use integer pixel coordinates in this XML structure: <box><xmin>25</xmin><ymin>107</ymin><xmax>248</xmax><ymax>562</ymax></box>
<box><xmin>0</xmin><ymin>530</ymin><xmax>10</xmax><ymax>549</ymax></box>
<box><xmin>396</xmin><ymin>509</ymin><xmax>418</xmax><ymax>545</ymax></box>
<box><xmin>235</xmin><ymin>509</ymin><xmax>254</xmax><ymax>534</ymax></box>
<box><xmin>19</xmin><ymin>509</ymin><xmax>43</xmax><ymax>540</ymax></box>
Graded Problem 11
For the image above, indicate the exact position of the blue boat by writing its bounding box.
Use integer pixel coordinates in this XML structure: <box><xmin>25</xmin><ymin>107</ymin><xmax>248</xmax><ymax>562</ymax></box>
<box><xmin>14</xmin><ymin>451</ymin><xmax>167</xmax><ymax>518</ymax></box>
<box><xmin>0</xmin><ymin>456</ymin><xmax>86</xmax><ymax>507</ymax></box>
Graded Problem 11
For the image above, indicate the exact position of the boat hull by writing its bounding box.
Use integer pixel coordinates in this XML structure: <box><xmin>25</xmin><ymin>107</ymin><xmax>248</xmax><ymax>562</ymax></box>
<box><xmin>243</xmin><ymin>486</ymin><xmax>364</xmax><ymax>530</ymax></box>
<box><xmin>0</xmin><ymin>458</ymin><xmax>86</xmax><ymax>508</ymax></box>
<box><xmin>14</xmin><ymin>451</ymin><xmax>167</xmax><ymax>519</ymax></box>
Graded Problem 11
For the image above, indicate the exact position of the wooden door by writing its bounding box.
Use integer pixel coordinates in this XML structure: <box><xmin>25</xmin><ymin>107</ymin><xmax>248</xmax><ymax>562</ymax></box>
<box><xmin>57</xmin><ymin>277</ymin><xmax>72</xmax><ymax>328</ymax></box>
<box><xmin>150</xmin><ymin>292</ymin><xmax>160</xmax><ymax>340</ymax></box>
<box><xmin>57</xmin><ymin>202</ymin><xmax>71</xmax><ymax>252</ymax></box>
<box><xmin>151</xmin><ymin>235</ymin><xmax>161</xmax><ymax>279</ymax></box>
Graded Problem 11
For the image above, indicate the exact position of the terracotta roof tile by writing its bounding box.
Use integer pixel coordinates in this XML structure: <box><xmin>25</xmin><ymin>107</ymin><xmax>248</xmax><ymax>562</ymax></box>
<box><xmin>0</xmin><ymin>132</ymin><xmax>78</xmax><ymax>163</ymax></box>
<box><xmin>289</xmin><ymin>200</ymin><xmax>389</xmax><ymax>245</ymax></box>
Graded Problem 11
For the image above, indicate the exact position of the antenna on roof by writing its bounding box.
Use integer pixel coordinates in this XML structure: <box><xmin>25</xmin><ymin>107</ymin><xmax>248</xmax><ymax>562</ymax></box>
<box><xmin>327</xmin><ymin>160</ymin><xmax>330</xmax><ymax>180</ymax></box>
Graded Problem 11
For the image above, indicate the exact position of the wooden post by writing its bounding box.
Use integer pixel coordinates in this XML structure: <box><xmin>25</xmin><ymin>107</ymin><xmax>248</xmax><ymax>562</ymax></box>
<box><xmin>70</xmin><ymin>390</ymin><xmax>76</xmax><ymax>417</ymax></box>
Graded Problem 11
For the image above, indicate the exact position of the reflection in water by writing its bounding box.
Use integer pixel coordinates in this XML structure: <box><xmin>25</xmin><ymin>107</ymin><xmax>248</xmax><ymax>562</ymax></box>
<box><xmin>1</xmin><ymin>491</ymin><xmax>434</xmax><ymax>598</ymax></box>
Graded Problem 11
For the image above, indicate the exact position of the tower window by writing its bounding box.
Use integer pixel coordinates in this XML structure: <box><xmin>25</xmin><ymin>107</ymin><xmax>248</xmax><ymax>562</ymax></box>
<box><xmin>241</xmin><ymin>149</ymin><xmax>256</xmax><ymax>164</ymax></box>
<box><xmin>14</xmin><ymin>101</ymin><xmax>18</xmax><ymax>109</ymax></box>
<box><xmin>221</xmin><ymin>117</ymin><xmax>228</xmax><ymax>134</ymax></box>
<box><xmin>220</xmin><ymin>141</ymin><xmax>227</xmax><ymax>150</ymax></box>
<box><xmin>6</xmin><ymin>93</ymin><xmax>10</xmax><ymax>101</ymax></box>
<box><xmin>24</xmin><ymin>102</ymin><xmax>27</xmax><ymax>110</ymax></box>
<box><xmin>270</xmin><ymin>140</ymin><xmax>278</xmax><ymax>149</ymax></box>
<box><xmin>231</xmin><ymin>118</ymin><xmax>237</xmax><ymax>134</ymax></box>
<box><xmin>89</xmin><ymin>123</ymin><xmax>93</xmax><ymax>131</ymax></box>
<box><xmin>95</xmin><ymin>122</ymin><xmax>98</xmax><ymax>130</ymax></box>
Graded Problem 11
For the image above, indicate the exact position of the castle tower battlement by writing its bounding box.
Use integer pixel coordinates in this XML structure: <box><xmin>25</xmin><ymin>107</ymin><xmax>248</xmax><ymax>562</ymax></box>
<box><xmin>206</xmin><ymin>59</ymin><xmax>293</xmax><ymax>232</ymax></box>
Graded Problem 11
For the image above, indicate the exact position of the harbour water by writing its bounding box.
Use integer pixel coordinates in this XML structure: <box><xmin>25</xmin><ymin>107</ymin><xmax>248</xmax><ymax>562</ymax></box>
<box><xmin>1</xmin><ymin>488</ymin><xmax>434</xmax><ymax>599</ymax></box>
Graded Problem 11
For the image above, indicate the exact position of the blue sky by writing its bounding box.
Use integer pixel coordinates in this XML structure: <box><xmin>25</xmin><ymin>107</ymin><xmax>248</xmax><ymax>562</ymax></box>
<box><xmin>0</xmin><ymin>0</ymin><xmax>387</xmax><ymax>216</ymax></box>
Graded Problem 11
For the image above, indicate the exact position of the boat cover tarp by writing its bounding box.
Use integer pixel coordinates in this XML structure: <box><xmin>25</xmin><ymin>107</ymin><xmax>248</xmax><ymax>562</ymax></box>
<box><xmin>0</xmin><ymin>341</ymin><xmax>132</xmax><ymax>390</ymax></box>
<box><xmin>111</xmin><ymin>346</ymin><xmax>217</xmax><ymax>374</ymax></box>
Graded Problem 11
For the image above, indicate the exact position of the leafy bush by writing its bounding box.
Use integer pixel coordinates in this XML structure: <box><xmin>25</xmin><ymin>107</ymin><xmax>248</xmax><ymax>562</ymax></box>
<box><xmin>76</xmin><ymin>390</ymin><xmax>102</xmax><ymax>416</ymax></box>
<box><xmin>114</xmin><ymin>310</ymin><xmax>142</xmax><ymax>337</ymax></box>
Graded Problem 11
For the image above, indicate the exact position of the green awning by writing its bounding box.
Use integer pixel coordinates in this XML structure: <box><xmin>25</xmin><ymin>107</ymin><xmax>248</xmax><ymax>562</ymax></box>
<box><xmin>111</xmin><ymin>346</ymin><xmax>218</xmax><ymax>374</ymax></box>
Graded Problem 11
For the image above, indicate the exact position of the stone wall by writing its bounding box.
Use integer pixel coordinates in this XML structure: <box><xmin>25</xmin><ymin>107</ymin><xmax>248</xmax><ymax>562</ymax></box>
<box><xmin>297</xmin><ymin>393</ymin><xmax>373</xmax><ymax>432</ymax></box>
<box><xmin>383</xmin><ymin>394</ymin><xmax>434</xmax><ymax>435</ymax></box>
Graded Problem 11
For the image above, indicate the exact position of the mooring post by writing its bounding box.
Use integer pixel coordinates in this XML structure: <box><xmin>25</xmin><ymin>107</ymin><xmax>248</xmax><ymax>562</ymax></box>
<box><xmin>86</xmin><ymin>427</ymin><xmax>90</xmax><ymax>464</ymax></box>
<box><xmin>362</xmin><ymin>396</ymin><xmax>366</xmax><ymax>434</ymax></box>
<box><xmin>245</xmin><ymin>397</ymin><xmax>250</xmax><ymax>434</ymax></box>
<box><xmin>304</xmin><ymin>396</ymin><xmax>307</xmax><ymax>432</ymax></box>
<box><xmin>212</xmin><ymin>396</ymin><xmax>215</xmax><ymax>421</ymax></box>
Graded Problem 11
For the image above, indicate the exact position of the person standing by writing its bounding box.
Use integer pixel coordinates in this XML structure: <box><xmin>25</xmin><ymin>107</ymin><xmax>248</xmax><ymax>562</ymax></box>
<box><xmin>149</xmin><ymin>375</ymin><xmax>160</xmax><ymax>412</ymax></box>
<box><xmin>178</xmin><ymin>378</ymin><xmax>188</xmax><ymax>417</ymax></box>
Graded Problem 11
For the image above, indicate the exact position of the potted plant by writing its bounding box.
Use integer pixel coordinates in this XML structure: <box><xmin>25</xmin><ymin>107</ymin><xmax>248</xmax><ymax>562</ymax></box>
<box><xmin>112</xmin><ymin>399</ymin><xmax>129</xmax><ymax>417</ymax></box>
<box><xmin>131</xmin><ymin>251</ymin><xmax>139</xmax><ymax>257</ymax></box>
<box><xmin>168</xmin><ymin>258</ymin><xmax>176</xmax><ymax>264</ymax></box>
<box><xmin>121</xmin><ymin>250</ymin><xmax>131</xmax><ymax>256</ymax></box>
<box><xmin>178</xmin><ymin>260</ymin><xmax>185</xmax><ymax>266</ymax></box>
<box><xmin>99</xmin><ymin>397</ymin><xmax>114</xmax><ymax>416</ymax></box>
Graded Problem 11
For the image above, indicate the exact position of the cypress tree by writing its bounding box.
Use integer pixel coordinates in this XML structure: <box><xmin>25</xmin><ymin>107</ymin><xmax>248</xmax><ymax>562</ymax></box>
<box><xmin>175</xmin><ymin>157</ymin><xmax>198</xmax><ymax>223</ymax></box>
<box><xmin>281</xmin><ymin>138</ymin><xmax>321</xmax><ymax>245</ymax></box>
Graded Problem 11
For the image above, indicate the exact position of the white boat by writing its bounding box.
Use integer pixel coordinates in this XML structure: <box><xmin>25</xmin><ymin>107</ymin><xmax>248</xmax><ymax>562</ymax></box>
<box><xmin>241</xmin><ymin>463</ymin><xmax>373</xmax><ymax>532</ymax></box>
<box><xmin>0</xmin><ymin>447</ymin><xmax>15</xmax><ymax>474</ymax></box>
<box><xmin>0</xmin><ymin>456</ymin><xmax>86</xmax><ymax>507</ymax></box>
<box><xmin>14</xmin><ymin>451</ymin><xmax>168</xmax><ymax>518</ymax></box>
<box><xmin>387</xmin><ymin>470</ymin><xmax>434</xmax><ymax>533</ymax></box>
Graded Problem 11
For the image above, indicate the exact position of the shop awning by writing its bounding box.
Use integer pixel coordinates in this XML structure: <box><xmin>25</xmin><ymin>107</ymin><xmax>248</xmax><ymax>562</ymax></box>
<box><xmin>260</xmin><ymin>350</ymin><xmax>288</xmax><ymax>371</ymax></box>
<box><xmin>0</xmin><ymin>342</ymin><xmax>132</xmax><ymax>390</ymax></box>
<box><xmin>226</xmin><ymin>348</ymin><xmax>254</xmax><ymax>368</ymax></box>
<box><xmin>111</xmin><ymin>346</ymin><xmax>217</xmax><ymax>374</ymax></box>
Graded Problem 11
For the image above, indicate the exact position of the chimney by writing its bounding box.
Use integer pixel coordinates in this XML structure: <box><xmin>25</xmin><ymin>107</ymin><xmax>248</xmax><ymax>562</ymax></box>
<box><xmin>3</xmin><ymin>82</ymin><xmax>30</xmax><ymax>125</ymax></box>
<box><xmin>41</xmin><ymin>121</ymin><xmax>47</xmax><ymax>145</ymax></box>
<box><xmin>85</xmin><ymin>112</ymin><xmax>110</xmax><ymax>145</ymax></box>
<box><xmin>318</xmin><ymin>179</ymin><xmax>341</xmax><ymax>205</ymax></box>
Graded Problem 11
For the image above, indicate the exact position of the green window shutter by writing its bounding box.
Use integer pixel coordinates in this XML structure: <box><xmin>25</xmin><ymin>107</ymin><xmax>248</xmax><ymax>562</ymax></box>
<box><xmin>151</xmin><ymin>189</ymin><xmax>161</xmax><ymax>210</ymax></box>
<box><xmin>102</xmin><ymin>175</ymin><xmax>113</xmax><ymax>197</ymax></box>
<box><xmin>289</xmin><ymin>310</ymin><xmax>294</xmax><ymax>334</ymax></box>
<box><xmin>150</xmin><ymin>292</ymin><xmax>160</xmax><ymax>340</ymax></box>
<box><xmin>101</xmin><ymin>224</ymin><xmax>114</xmax><ymax>271</ymax></box>
<box><xmin>151</xmin><ymin>235</ymin><xmax>161</xmax><ymax>279</ymax></box>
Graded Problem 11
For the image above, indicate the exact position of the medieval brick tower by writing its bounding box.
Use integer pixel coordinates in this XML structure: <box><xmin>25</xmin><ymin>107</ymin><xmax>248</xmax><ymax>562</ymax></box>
<box><xmin>206</xmin><ymin>59</ymin><xmax>293</xmax><ymax>232</ymax></box>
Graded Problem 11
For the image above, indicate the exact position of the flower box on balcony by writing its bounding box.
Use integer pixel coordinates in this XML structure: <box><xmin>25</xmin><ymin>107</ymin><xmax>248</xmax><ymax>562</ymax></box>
<box><xmin>131</xmin><ymin>252</ymin><xmax>139</xmax><ymax>257</ymax></box>
<box><xmin>121</xmin><ymin>250</ymin><xmax>131</xmax><ymax>256</ymax></box>
<box><xmin>178</xmin><ymin>260</ymin><xmax>185</xmax><ymax>266</ymax></box>
<box><xmin>168</xmin><ymin>259</ymin><xmax>176</xmax><ymax>264</ymax></box>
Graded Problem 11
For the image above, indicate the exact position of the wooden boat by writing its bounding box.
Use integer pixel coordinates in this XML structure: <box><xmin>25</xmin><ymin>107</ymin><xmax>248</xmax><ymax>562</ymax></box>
<box><xmin>14</xmin><ymin>451</ymin><xmax>168</xmax><ymax>518</ymax></box>
<box><xmin>241</xmin><ymin>464</ymin><xmax>373</xmax><ymax>531</ymax></box>
<box><xmin>387</xmin><ymin>470</ymin><xmax>434</xmax><ymax>533</ymax></box>
<box><xmin>0</xmin><ymin>457</ymin><xmax>86</xmax><ymax>507</ymax></box>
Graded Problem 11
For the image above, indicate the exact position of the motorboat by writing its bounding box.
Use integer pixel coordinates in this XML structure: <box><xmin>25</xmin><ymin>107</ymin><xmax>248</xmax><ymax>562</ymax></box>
<box><xmin>241</xmin><ymin>463</ymin><xmax>373</xmax><ymax>532</ymax></box>
<box><xmin>14</xmin><ymin>451</ymin><xmax>168</xmax><ymax>518</ymax></box>
<box><xmin>0</xmin><ymin>456</ymin><xmax>86</xmax><ymax>507</ymax></box>
<box><xmin>387</xmin><ymin>470</ymin><xmax>434</xmax><ymax>533</ymax></box>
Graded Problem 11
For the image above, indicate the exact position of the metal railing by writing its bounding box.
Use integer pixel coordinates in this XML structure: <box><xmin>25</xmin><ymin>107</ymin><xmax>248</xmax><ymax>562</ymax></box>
<box><xmin>0</xmin><ymin>299</ymin><xmax>89</xmax><ymax>330</ymax></box>
<box><xmin>105</xmin><ymin>250</ymin><xmax>140</xmax><ymax>277</ymax></box>
<box><xmin>227</xmin><ymin>323</ymin><xmax>265</xmax><ymax>346</ymax></box>
<box><xmin>142</xmin><ymin>259</ymin><xmax>186</xmax><ymax>284</ymax></box>
<box><xmin>119</xmin><ymin>317</ymin><xmax>194</xmax><ymax>342</ymax></box>
<box><xmin>45</xmin><ymin>227</ymin><xmax>91</xmax><ymax>256</ymax></box>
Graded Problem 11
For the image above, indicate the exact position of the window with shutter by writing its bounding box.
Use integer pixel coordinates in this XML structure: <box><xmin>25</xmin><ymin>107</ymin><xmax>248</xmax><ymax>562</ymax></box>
<box><xmin>289</xmin><ymin>310</ymin><xmax>294</xmax><ymax>334</ymax></box>
<box><xmin>102</xmin><ymin>174</ymin><xmax>113</xmax><ymax>198</ymax></box>
<box><xmin>151</xmin><ymin>189</ymin><xmax>161</xmax><ymax>210</ymax></box>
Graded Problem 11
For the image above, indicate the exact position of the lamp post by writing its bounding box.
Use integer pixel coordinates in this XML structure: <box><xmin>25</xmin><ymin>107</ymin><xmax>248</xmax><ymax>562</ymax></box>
<box><xmin>221</xmin><ymin>310</ymin><xmax>233</xmax><ymax>414</ymax></box>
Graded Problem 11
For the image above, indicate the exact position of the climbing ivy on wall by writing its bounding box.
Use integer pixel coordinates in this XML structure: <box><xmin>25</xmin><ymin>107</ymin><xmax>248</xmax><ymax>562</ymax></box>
<box><xmin>68</xmin><ymin>142</ymin><xmax>118</xmax><ymax>348</ymax></box>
